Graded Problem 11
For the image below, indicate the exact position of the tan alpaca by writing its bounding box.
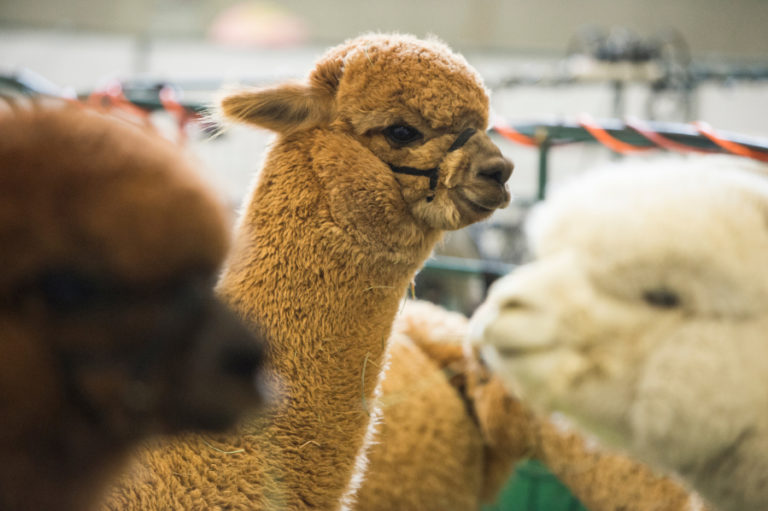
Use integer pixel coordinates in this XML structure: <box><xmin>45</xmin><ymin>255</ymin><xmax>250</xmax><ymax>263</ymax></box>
<box><xmin>103</xmin><ymin>33</ymin><xmax>512</xmax><ymax>510</ymax></box>
<box><xmin>356</xmin><ymin>299</ymin><xmax>706</xmax><ymax>511</ymax></box>
<box><xmin>0</xmin><ymin>101</ymin><xmax>267</xmax><ymax>511</ymax></box>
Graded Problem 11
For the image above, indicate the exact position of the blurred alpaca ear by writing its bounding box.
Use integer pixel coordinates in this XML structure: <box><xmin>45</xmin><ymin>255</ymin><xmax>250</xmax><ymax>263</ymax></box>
<box><xmin>219</xmin><ymin>83</ymin><xmax>334</xmax><ymax>134</ymax></box>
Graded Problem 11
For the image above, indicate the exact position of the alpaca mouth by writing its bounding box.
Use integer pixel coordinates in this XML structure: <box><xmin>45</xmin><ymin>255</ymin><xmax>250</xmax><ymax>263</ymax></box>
<box><xmin>448</xmin><ymin>191</ymin><xmax>496</xmax><ymax>217</ymax></box>
<box><xmin>460</xmin><ymin>185</ymin><xmax>510</xmax><ymax>212</ymax></box>
<box><xmin>466</xmin><ymin>198</ymin><xmax>495</xmax><ymax>213</ymax></box>
<box><xmin>494</xmin><ymin>342</ymin><xmax>555</xmax><ymax>358</ymax></box>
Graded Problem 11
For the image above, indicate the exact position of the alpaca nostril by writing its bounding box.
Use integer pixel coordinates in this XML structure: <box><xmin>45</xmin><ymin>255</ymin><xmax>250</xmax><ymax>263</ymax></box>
<box><xmin>219</xmin><ymin>344</ymin><xmax>264</xmax><ymax>381</ymax></box>
<box><xmin>487</xmin><ymin>171</ymin><xmax>503</xmax><ymax>184</ymax></box>
<box><xmin>477</xmin><ymin>157</ymin><xmax>513</xmax><ymax>185</ymax></box>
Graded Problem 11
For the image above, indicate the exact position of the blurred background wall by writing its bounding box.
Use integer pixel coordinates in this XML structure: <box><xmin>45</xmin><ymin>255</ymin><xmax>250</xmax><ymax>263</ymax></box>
<box><xmin>3</xmin><ymin>0</ymin><xmax>768</xmax><ymax>58</ymax></box>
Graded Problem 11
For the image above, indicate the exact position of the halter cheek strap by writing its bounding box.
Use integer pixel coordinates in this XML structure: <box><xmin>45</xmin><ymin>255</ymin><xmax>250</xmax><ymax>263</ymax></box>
<box><xmin>385</xmin><ymin>163</ymin><xmax>439</xmax><ymax>191</ymax></box>
<box><xmin>387</xmin><ymin>128</ymin><xmax>477</xmax><ymax>195</ymax></box>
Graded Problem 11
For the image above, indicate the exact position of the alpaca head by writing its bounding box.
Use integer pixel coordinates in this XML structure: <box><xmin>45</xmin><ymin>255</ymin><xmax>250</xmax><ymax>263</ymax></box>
<box><xmin>220</xmin><ymin>34</ymin><xmax>512</xmax><ymax>232</ymax></box>
<box><xmin>0</xmin><ymin>103</ymin><xmax>268</xmax><ymax>479</ymax></box>
<box><xmin>469</xmin><ymin>158</ymin><xmax>768</xmax><ymax>466</ymax></box>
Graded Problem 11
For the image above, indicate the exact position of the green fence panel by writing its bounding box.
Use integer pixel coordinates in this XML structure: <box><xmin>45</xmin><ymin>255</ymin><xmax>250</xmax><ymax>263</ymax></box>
<box><xmin>482</xmin><ymin>460</ymin><xmax>589</xmax><ymax>511</ymax></box>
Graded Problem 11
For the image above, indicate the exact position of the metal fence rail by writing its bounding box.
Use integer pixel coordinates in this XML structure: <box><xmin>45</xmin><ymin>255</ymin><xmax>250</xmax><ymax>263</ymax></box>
<box><xmin>492</xmin><ymin>118</ymin><xmax>768</xmax><ymax>199</ymax></box>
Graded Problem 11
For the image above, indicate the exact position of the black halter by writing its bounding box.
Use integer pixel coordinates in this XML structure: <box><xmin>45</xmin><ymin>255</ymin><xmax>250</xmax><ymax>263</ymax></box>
<box><xmin>387</xmin><ymin>128</ymin><xmax>477</xmax><ymax>195</ymax></box>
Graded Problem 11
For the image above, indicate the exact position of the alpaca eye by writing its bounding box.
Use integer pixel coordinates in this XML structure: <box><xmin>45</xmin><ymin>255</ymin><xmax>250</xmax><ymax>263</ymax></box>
<box><xmin>383</xmin><ymin>124</ymin><xmax>422</xmax><ymax>144</ymax></box>
<box><xmin>642</xmin><ymin>288</ymin><xmax>681</xmax><ymax>309</ymax></box>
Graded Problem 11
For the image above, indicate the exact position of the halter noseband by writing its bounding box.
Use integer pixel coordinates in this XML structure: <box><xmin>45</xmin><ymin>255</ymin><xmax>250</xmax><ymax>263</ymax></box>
<box><xmin>387</xmin><ymin>128</ymin><xmax>477</xmax><ymax>197</ymax></box>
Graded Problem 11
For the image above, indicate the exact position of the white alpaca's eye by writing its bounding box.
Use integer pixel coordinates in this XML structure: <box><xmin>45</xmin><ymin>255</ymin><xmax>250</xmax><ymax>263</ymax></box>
<box><xmin>383</xmin><ymin>124</ymin><xmax>423</xmax><ymax>145</ymax></box>
<box><xmin>642</xmin><ymin>288</ymin><xmax>681</xmax><ymax>308</ymax></box>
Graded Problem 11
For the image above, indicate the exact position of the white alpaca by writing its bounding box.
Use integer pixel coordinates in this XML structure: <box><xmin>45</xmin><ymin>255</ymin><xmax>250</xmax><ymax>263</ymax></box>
<box><xmin>470</xmin><ymin>156</ymin><xmax>768</xmax><ymax>511</ymax></box>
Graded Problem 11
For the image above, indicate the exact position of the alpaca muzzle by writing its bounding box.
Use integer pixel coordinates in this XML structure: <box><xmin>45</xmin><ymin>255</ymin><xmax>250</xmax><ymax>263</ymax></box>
<box><xmin>44</xmin><ymin>278</ymin><xmax>268</xmax><ymax>435</ymax></box>
<box><xmin>166</xmin><ymin>297</ymin><xmax>269</xmax><ymax>431</ymax></box>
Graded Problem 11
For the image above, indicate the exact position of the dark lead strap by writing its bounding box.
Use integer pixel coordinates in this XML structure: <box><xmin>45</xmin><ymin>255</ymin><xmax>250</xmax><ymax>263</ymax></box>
<box><xmin>388</xmin><ymin>128</ymin><xmax>477</xmax><ymax>192</ymax></box>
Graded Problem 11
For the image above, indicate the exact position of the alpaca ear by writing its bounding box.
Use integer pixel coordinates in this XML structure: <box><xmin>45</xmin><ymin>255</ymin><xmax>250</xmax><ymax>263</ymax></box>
<box><xmin>219</xmin><ymin>84</ymin><xmax>334</xmax><ymax>134</ymax></box>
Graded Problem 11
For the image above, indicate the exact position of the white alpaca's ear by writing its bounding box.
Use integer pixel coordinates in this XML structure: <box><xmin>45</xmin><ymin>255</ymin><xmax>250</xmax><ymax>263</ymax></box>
<box><xmin>219</xmin><ymin>84</ymin><xmax>334</xmax><ymax>134</ymax></box>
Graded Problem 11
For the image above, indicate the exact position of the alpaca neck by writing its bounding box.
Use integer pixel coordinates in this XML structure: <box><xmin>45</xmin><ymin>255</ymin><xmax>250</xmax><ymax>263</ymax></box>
<box><xmin>216</xmin><ymin>136</ymin><xmax>439</xmax><ymax>509</ymax></box>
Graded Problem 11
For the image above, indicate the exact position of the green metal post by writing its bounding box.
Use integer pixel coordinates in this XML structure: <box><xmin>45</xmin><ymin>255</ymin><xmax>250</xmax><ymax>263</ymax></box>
<box><xmin>537</xmin><ymin>138</ymin><xmax>551</xmax><ymax>201</ymax></box>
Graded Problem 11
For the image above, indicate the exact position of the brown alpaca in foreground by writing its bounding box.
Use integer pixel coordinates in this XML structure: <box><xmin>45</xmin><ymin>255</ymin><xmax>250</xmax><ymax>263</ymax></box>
<box><xmin>104</xmin><ymin>34</ymin><xmax>512</xmax><ymax>510</ymax></box>
<box><xmin>356</xmin><ymin>299</ymin><xmax>707</xmax><ymax>511</ymax></box>
<box><xmin>0</xmin><ymin>102</ymin><xmax>267</xmax><ymax>511</ymax></box>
